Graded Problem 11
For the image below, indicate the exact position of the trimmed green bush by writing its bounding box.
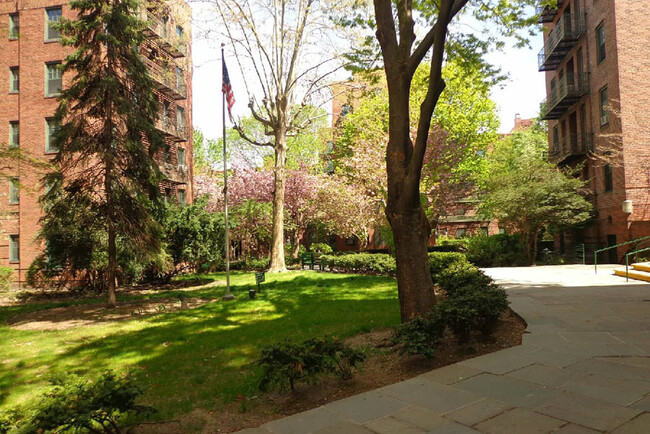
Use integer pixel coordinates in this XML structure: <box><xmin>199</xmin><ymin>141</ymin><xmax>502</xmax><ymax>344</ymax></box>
<box><xmin>0</xmin><ymin>266</ymin><xmax>13</xmax><ymax>292</ymax></box>
<box><xmin>436</xmin><ymin>263</ymin><xmax>494</xmax><ymax>297</ymax></box>
<box><xmin>464</xmin><ymin>234</ymin><xmax>527</xmax><ymax>267</ymax></box>
<box><xmin>3</xmin><ymin>371</ymin><xmax>153</xmax><ymax>434</ymax></box>
<box><xmin>320</xmin><ymin>253</ymin><xmax>397</xmax><ymax>275</ymax></box>
<box><xmin>392</xmin><ymin>311</ymin><xmax>446</xmax><ymax>358</ymax></box>
<box><xmin>256</xmin><ymin>337</ymin><xmax>366</xmax><ymax>392</ymax></box>
<box><xmin>438</xmin><ymin>282</ymin><xmax>509</xmax><ymax>343</ymax></box>
<box><xmin>428</xmin><ymin>252</ymin><xmax>471</xmax><ymax>282</ymax></box>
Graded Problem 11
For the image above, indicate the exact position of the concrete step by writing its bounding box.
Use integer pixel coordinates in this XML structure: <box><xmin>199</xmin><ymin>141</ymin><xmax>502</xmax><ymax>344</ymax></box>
<box><xmin>632</xmin><ymin>262</ymin><xmax>650</xmax><ymax>273</ymax></box>
<box><xmin>613</xmin><ymin>267</ymin><xmax>650</xmax><ymax>282</ymax></box>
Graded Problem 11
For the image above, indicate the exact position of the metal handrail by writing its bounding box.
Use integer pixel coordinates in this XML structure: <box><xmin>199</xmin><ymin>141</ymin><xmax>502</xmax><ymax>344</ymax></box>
<box><xmin>624</xmin><ymin>246</ymin><xmax>650</xmax><ymax>282</ymax></box>
<box><xmin>594</xmin><ymin>235</ymin><xmax>650</xmax><ymax>273</ymax></box>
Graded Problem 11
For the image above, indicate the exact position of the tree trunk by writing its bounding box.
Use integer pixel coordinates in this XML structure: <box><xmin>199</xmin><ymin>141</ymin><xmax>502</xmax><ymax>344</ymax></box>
<box><xmin>292</xmin><ymin>229</ymin><xmax>302</xmax><ymax>259</ymax></box>
<box><xmin>385</xmin><ymin>78</ymin><xmax>436</xmax><ymax>322</ymax></box>
<box><xmin>105</xmin><ymin>167</ymin><xmax>117</xmax><ymax>308</ymax></box>
<box><xmin>269</xmin><ymin>133</ymin><xmax>287</xmax><ymax>272</ymax></box>
<box><xmin>388</xmin><ymin>206</ymin><xmax>436</xmax><ymax>322</ymax></box>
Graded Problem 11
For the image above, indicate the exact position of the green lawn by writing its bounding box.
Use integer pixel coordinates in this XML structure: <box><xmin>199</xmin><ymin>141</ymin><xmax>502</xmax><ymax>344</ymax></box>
<box><xmin>0</xmin><ymin>271</ymin><xmax>399</xmax><ymax>419</ymax></box>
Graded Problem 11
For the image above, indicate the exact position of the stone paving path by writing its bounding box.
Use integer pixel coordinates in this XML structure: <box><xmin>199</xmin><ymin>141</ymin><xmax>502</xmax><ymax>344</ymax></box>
<box><xmin>238</xmin><ymin>265</ymin><xmax>650</xmax><ymax>433</ymax></box>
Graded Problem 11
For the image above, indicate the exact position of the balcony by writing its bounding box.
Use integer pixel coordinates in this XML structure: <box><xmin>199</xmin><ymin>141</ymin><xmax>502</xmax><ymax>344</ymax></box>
<box><xmin>142</xmin><ymin>57</ymin><xmax>187</xmax><ymax>100</ymax></box>
<box><xmin>538</xmin><ymin>13</ymin><xmax>585</xmax><ymax>71</ymax></box>
<box><xmin>540</xmin><ymin>73</ymin><xmax>589</xmax><ymax>120</ymax></box>
<box><xmin>161</xmin><ymin>162</ymin><xmax>189</xmax><ymax>184</ymax></box>
<box><xmin>536</xmin><ymin>0</ymin><xmax>565</xmax><ymax>23</ymax></box>
<box><xmin>550</xmin><ymin>133</ymin><xmax>593</xmax><ymax>164</ymax></box>
<box><xmin>158</xmin><ymin>117</ymin><xmax>189</xmax><ymax>142</ymax></box>
<box><xmin>142</xmin><ymin>11</ymin><xmax>187</xmax><ymax>58</ymax></box>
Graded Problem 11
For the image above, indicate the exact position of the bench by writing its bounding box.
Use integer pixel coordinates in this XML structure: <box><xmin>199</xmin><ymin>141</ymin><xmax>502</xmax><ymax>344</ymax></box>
<box><xmin>301</xmin><ymin>252</ymin><xmax>326</xmax><ymax>270</ymax></box>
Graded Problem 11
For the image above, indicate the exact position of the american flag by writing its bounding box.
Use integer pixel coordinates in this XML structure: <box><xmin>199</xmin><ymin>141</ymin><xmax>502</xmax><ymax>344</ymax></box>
<box><xmin>222</xmin><ymin>58</ymin><xmax>235</xmax><ymax>123</ymax></box>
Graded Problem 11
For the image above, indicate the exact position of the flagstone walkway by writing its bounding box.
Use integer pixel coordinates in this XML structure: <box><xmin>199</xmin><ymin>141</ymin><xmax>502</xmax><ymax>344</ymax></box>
<box><xmin>238</xmin><ymin>265</ymin><xmax>650</xmax><ymax>433</ymax></box>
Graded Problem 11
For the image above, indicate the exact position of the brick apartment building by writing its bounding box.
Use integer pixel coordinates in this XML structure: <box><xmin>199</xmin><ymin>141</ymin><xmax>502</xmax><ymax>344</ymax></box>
<box><xmin>539</xmin><ymin>0</ymin><xmax>650</xmax><ymax>263</ymax></box>
<box><xmin>0</xmin><ymin>0</ymin><xmax>193</xmax><ymax>282</ymax></box>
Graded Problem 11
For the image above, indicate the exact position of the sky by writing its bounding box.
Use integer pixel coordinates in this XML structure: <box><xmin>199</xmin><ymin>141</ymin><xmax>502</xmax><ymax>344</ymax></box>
<box><xmin>190</xmin><ymin>6</ymin><xmax>547</xmax><ymax>141</ymax></box>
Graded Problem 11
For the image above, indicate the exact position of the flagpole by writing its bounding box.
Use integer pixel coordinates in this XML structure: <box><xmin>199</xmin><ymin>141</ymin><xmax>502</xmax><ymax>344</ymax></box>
<box><xmin>222</xmin><ymin>43</ymin><xmax>235</xmax><ymax>301</ymax></box>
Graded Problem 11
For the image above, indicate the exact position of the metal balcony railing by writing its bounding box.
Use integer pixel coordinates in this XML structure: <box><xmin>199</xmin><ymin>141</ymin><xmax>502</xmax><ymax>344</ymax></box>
<box><xmin>536</xmin><ymin>0</ymin><xmax>565</xmax><ymax>23</ymax></box>
<box><xmin>158</xmin><ymin>117</ymin><xmax>188</xmax><ymax>142</ymax></box>
<box><xmin>538</xmin><ymin>13</ymin><xmax>585</xmax><ymax>71</ymax></box>
<box><xmin>550</xmin><ymin>133</ymin><xmax>593</xmax><ymax>163</ymax></box>
<box><xmin>141</xmin><ymin>56</ymin><xmax>187</xmax><ymax>100</ymax></box>
<box><xmin>142</xmin><ymin>11</ymin><xmax>188</xmax><ymax>58</ymax></box>
<box><xmin>540</xmin><ymin>73</ymin><xmax>589</xmax><ymax>120</ymax></box>
<box><xmin>161</xmin><ymin>162</ymin><xmax>189</xmax><ymax>183</ymax></box>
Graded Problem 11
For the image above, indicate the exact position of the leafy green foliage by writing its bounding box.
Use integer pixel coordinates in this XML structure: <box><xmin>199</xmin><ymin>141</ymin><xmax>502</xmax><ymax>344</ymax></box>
<box><xmin>392</xmin><ymin>311</ymin><xmax>446</xmax><ymax>359</ymax></box>
<box><xmin>436</xmin><ymin>263</ymin><xmax>495</xmax><ymax>298</ymax></box>
<box><xmin>439</xmin><ymin>284</ymin><xmax>509</xmax><ymax>343</ymax></box>
<box><xmin>480</xmin><ymin>126</ymin><xmax>592</xmax><ymax>264</ymax></box>
<box><xmin>0</xmin><ymin>267</ymin><xmax>13</xmax><ymax>292</ymax></box>
<box><xmin>256</xmin><ymin>337</ymin><xmax>366</xmax><ymax>392</ymax></box>
<box><xmin>4</xmin><ymin>371</ymin><xmax>153</xmax><ymax>434</ymax></box>
<box><xmin>320</xmin><ymin>253</ymin><xmax>396</xmax><ymax>275</ymax></box>
<box><xmin>157</xmin><ymin>199</ymin><xmax>226</xmax><ymax>280</ymax></box>
<box><xmin>464</xmin><ymin>234</ymin><xmax>527</xmax><ymax>267</ymax></box>
<box><xmin>310</xmin><ymin>243</ymin><xmax>333</xmax><ymax>254</ymax></box>
<box><xmin>428</xmin><ymin>252</ymin><xmax>470</xmax><ymax>282</ymax></box>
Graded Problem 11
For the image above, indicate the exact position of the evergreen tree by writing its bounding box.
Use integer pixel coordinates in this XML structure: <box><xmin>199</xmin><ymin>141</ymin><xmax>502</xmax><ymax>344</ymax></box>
<box><xmin>38</xmin><ymin>0</ymin><xmax>165</xmax><ymax>307</ymax></box>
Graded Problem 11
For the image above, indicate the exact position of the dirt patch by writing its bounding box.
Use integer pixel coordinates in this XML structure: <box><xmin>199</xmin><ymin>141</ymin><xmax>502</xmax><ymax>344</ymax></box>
<box><xmin>136</xmin><ymin>308</ymin><xmax>526</xmax><ymax>433</ymax></box>
<box><xmin>0</xmin><ymin>279</ymin><xmax>223</xmax><ymax>307</ymax></box>
<box><xmin>6</xmin><ymin>297</ymin><xmax>215</xmax><ymax>331</ymax></box>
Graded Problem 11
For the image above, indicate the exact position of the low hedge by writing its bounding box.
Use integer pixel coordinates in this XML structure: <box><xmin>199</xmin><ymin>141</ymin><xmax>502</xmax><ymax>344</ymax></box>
<box><xmin>0</xmin><ymin>266</ymin><xmax>13</xmax><ymax>292</ymax></box>
<box><xmin>320</xmin><ymin>252</ymin><xmax>471</xmax><ymax>280</ymax></box>
<box><xmin>320</xmin><ymin>253</ymin><xmax>396</xmax><ymax>275</ymax></box>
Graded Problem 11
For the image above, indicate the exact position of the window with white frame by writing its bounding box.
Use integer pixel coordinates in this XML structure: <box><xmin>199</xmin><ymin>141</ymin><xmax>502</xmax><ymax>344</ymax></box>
<box><xmin>9</xmin><ymin>13</ymin><xmax>19</xmax><ymax>39</ymax></box>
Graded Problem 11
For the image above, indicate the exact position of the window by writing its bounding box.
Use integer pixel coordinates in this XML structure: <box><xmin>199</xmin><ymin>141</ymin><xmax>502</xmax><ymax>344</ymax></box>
<box><xmin>163</xmin><ymin>101</ymin><xmax>171</xmax><ymax>123</ymax></box>
<box><xmin>176</xmin><ymin>25</ymin><xmax>183</xmax><ymax>38</ymax></box>
<box><xmin>164</xmin><ymin>188</ymin><xmax>171</xmax><ymax>203</ymax></box>
<box><xmin>177</xmin><ymin>147</ymin><xmax>186</xmax><ymax>168</ymax></box>
<box><xmin>175</xmin><ymin>66</ymin><xmax>183</xmax><ymax>89</ymax></box>
<box><xmin>45</xmin><ymin>62</ymin><xmax>62</xmax><ymax>96</ymax></box>
<box><xmin>481</xmin><ymin>227</ymin><xmax>489</xmax><ymax>236</ymax></box>
<box><xmin>456</xmin><ymin>228</ymin><xmax>466</xmax><ymax>238</ymax></box>
<box><xmin>498</xmin><ymin>228</ymin><xmax>505</xmax><ymax>235</ymax></box>
<box><xmin>46</xmin><ymin>118</ymin><xmax>60</xmax><ymax>153</ymax></box>
<box><xmin>552</xmin><ymin>125</ymin><xmax>560</xmax><ymax>153</ymax></box>
<box><xmin>9</xmin><ymin>235</ymin><xmax>19</xmax><ymax>262</ymax></box>
<box><xmin>177</xmin><ymin>189</ymin><xmax>186</xmax><ymax>205</ymax></box>
<box><xmin>9</xmin><ymin>14</ymin><xmax>19</xmax><ymax>39</ymax></box>
<box><xmin>599</xmin><ymin>86</ymin><xmax>609</xmax><ymax>126</ymax></box>
<box><xmin>9</xmin><ymin>178</ymin><xmax>19</xmax><ymax>204</ymax></box>
<box><xmin>9</xmin><ymin>122</ymin><xmax>19</xmax><ymax>148</ymax></box>
<box><xmin>46</xmin><ymin>7</ymin><xmax>62</xmax><ymax>41</ymax></box>
<box><xmin>176</xmin><ymin>106</ymin><xmax>185</xmax><ymax>128</ymax></box>
<box><xmin>596</xmin><ymin>22</ymin><xmax>606</xmax><ymax>64</ymax></box>
<box><xmin>9</xmin><ymin>67</ymin><xmax>18</xmax><ymax>93</ymax></box>
<box><xmin>604</xmin><ymin>164</ymin><xmax>613</xmax><ymax>192</ymax></box>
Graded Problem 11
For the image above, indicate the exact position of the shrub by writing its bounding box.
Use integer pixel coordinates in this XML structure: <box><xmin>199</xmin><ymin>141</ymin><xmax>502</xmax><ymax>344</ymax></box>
<box><xmin>428</xmin><ymin>252</ymin><xmax>471</xmax><ymax>282</ymax></box>
<box><xmin>464</xmin><ymin>234</ymin><xmax>526</xmax><ymax>267</ymax></box>
<box><xmin>438</xmin><ymin>283</ymin><xmax>509</xmax><ymax>343</ymax></box>
<box><xmin>436</xmin><ymin>263</ymin><xmax>494</xmax><ymax>297</ymax></box>
<box><xmin>392</xmin><ymin>311</ymin><xmax>446</xmax><ymax>358</ymax></box>
<box><xmin>7</xmin><ymin>371</ymin><xmax>153</xmax><ymax>434</ymax></box>
<box><xmin>320</xmin><ymin>253</ymin><xmax>397</xmax><ymax>275</ymax></box>
<box><xmin>256</xmin><ymin>337</ymin><xmax>365</xmax><ymax>392</ymax></box>
<box><xmin>247</xmin><ymin>257</ymin><xmax>270</xmax><ymax>270</ymax></box>
<box><xmin>310</xmin><ymin>242</ymin><xmax>333</xmax><ymax>254</ymax></box>
<box><xmin>0</xmin><ymin>266</ymin><xmax>13</xmax><ymax>292</ymax></box>
<box><xmin>428</xmin><ymin>237</ymin><xmax>466</xmax><ymax>252</ymax></box>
